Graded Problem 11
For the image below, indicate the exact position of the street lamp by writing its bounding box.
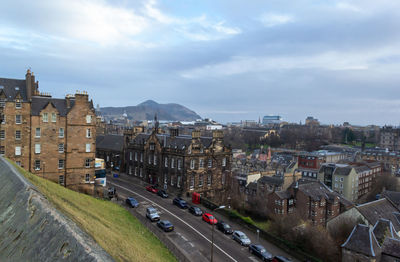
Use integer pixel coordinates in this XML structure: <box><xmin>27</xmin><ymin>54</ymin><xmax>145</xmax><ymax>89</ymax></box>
<box><xmin>211</xmin><ymin>205</ymin><xmax>225</xmax><ymax>262</ymax></box>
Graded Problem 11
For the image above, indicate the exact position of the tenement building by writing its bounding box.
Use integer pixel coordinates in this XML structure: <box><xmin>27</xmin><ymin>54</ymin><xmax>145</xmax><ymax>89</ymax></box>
<box><xmin>124</xmin><ymin>124</ymin><xmax>232</xmax><ymax>198</ymax></box>
<box><xmin>0</xmin><ymin>70</ymin><xmax>96</xmax><ymax>189</ymax></box>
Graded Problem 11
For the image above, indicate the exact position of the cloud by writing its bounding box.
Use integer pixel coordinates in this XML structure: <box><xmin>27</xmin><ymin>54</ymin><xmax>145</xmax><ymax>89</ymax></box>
<box><xmin>336</xmin><ymin>2</ymin><xmax>363</xmax><ymax>13</ymax></box>
<box><xmin>259</xmin><ymin>13</ymin><xmax>294</xmax><ymax>27</ymax></box>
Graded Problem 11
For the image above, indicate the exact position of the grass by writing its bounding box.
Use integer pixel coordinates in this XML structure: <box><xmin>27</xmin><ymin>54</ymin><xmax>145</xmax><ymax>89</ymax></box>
<box><xmin>9</xmin><ymin>160</ymin><xmax>176</xmax><ymax>262</ymax></box>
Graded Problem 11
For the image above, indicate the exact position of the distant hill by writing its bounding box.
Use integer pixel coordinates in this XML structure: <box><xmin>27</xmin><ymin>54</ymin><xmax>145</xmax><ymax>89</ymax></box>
<box><xmin>100</xmin><ymin>100</ymin><xmax>201</xmax><ymax>121</ymax></box>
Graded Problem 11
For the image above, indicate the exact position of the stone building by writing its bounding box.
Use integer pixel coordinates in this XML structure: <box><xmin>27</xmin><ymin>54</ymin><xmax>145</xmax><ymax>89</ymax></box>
<box><xmin>0</xmin><ymin>70</ymin><xmax>96</xmax><ymax>189</ymax></box>
<box><xmin>380</xmin><ymin>126</ymin><xmax>400</xmax><ymax>151</ymax></box>
<box><xmin>124</xmin><ymin>124</ymin><xmax>232</xmax><ymax>198</ymax></box>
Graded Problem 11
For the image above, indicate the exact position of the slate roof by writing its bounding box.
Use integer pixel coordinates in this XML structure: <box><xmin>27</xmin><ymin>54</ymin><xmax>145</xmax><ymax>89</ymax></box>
<box><xmin>381</xmin><ymin>237</ymin><xmax>400</xmax><ymax>258</ymax></box>
<box><xmin>372</xmin><ymin>219</ymin><xmax>400</xmax><ymax>246</ymax></box>
<box><xmin>382</xmin><ymin>190</ymin><xmax>400</xmax><ymax>208</ymax></box>
<box><xmin>0</xmin><ymin>77</ymin><xmax>28</xmax><ymax>101</ymax></box>
<box><xmin>258</xmin><ymin>176</ymin><xmax>284</xmax><ymax>186</ymax></box>
<box><xmin>341</xmin><ymin>224</ymin><xmax>380</xmax><ymax>257</ymax></box>
<box><xmin>356</xmin><ymin>198</ymin><xmax>400</xmax><ymax>232</ymax></box>
<box><xmin>131</xmin><ymin>133</ymin><xmax>213</xmax><ymax>149</ymax></box>
<box><xmin>334</xmin><ymin>166</ymin><xmax>353</xmax><ymax>176</ymax></box>
<box><xmin>353</xmin><ymin>165</ymin><xmax>371</xmax><ymax>173</ymax></box>
<box><xmin>275</xmin><ymin>191</ymin><xmax>290</xmax><ymax>199</ymax></box>
<box><xmin>31</xmin><ymin>97</ymin><xmax>76</xmax><ymax>116</ymax></box>
<box><xmin>96</xmin><ymin>135</ymin><xmax>124</xmax><ymax>152</ymax></box>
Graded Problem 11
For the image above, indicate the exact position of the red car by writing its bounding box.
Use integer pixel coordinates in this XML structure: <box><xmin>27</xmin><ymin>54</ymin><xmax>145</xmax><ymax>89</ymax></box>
<box><xmin>202</xmin><ymin>213</ymin><xmax>217</xmax><ymax>224</ymax></box>
<box><xmin>146</xmin><ymin>185</ymin><xmax>158</xmax><ymax>193</ymax></box>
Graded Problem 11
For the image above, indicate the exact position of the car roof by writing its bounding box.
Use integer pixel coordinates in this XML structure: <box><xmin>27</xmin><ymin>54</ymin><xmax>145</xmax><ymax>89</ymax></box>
<box><xmin>234</xmin><ymin>231</ymin><xmax>245</xmax><ymax>235</ymax></box>
<box><xmin>162</xmin><ymin>220</ymin><xmax>171</xmax><ymax>224</ymax></box>
<box><xmin>147</xmin><ymin>207</ymin><xmax>156</xmax><ymax>211</ymax></box>
<box><xmin>128</xmin><ymin>197</ymin><xmax>136</xmax><ymax>201</ymax></box>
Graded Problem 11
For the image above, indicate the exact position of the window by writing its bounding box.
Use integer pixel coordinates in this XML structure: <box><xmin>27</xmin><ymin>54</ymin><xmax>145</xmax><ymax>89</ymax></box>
<box><xmin>35</xmin><ymin>128</ymin><xmax>41</xmax><ymax>138</ymax></box>
<box><xmin>15</xmin><ymin>101</ymin><xmax>22</xmax><ymax>109</ymax></box>
<box><xmin>340</xmin><ymin>183</ymin><xmax>343</xmax><ymax>188</ymax></box>
<box><xmin>42</xmin><ymin>113</ymin><xmax>48</xmax><ymax>122</ymax></box>
<box><xmin>207</xmin><ymin>173</ymin><xmax>211</xmax><ymax>185</ymax></box>
<box><xmin>51</xmin><ymin>113</ymin><xmax>56</xmax><ymax>122</ymax></box>
<box><xmin>134</xmin><ymin>167</ymin><xmax>138</xmax><ymax>176</ymax></box>
<box><xmin>165</xmin><ymin>157</ymin><xmax>168</xmax><ymax>167</ymax></box>
<box><xmin>222</xmin><ymin>157</ymin><xmax>227</xmax><ymax>167</ymax></box>
<box><xmin>15</xmin><ymin>130</ymin><xmax>21</xmax><ymax>140</ymax></box>
<box><xmin>35</xmin><ymin>144</ymin><xmax>40</xmax><ymax>154</ymax></box>
<box><xmin>0</xmin><ymin>114</ymin><xmax>5</xmax><ymax>124</ymax></box>
<box><xmin>153</xmin><ymin>155</ymin><xmax>157</xmax><ymax>165</ymax></box>
<box><xmin>15</xmin><ymin>146</ymin><xmax>21</xmax><ymax>156</ymax></box>
<box><xmin>0</xmin><ymin>146</ymin><xmax>5</xmax><ymax>155</ymax></box>
<box><xmin>59</xmin><ymin>128</ymin><xmax>64</xmax><ymax>138</ymax></box>
<box><xmin>208</xmin><ymin>159</ymin><xmax>212</xmax><ymax>168</ymax></box>
<box><xmin>85</xmin><ymin>143</ymin><xmax>91</xmax><ymax>152</ymax></box>
<box><xmin>59</xmin><ymin>175</ymin><xmax>65</xmax><ymax>185</ymax></box>
<box><xmin>85</xmin><ymin>159</ymin><xmax>91</xmax><ymax>168</ymax></box>
<box><xmin>35</xmin><ymin>160</ymin><xmax>41</xmax><ymax>170</ymax></box>
<box><xmin>16</xmin><ymin>161</ymin><xmax>21</xmax><ymax>166</ymax></box>
<box><xmin>289</xmin><ymin>199</ymin><xmax>294</xmax><ymax>205</ymax></box>
<box><xmin>199</xmin><ymin>158</ymin><xmax>204</xmax><ymax>168</ymax></box>
<box><xmin>0</xmin><ymin>99</ymin><xmax>5</xmax><ymax>108</ymax></box>
<box><xmin>190</xmin><ymin>159</ymin><xmax>195</xmax><ymax>169</ymax></box>
<box><xmin>190</xmin><ymin>175</ymin><xmax>194</xmax><ymax>189</ymax></box>
<box><xmin>171</xmin><ymin>158</ymin><xmax>175</xmax><ymax>168</ymax></box>
<box><xmin>139</xmin><ymin>168</ymin><xmax>143</xmax><ymax>177</ymax></box>
<box><xmin>148</xmin><ymin>155</ymin><xmax>152</xmax><ymax>164</ymax></box>
<box><xmin>85</xmin><ymin>174</ymin><xmax>90</xmax><ymax>183</ymax></box>
<box><xmin>140</xmin><ymin>153</ymin><xmax>143</xmax><ymax>162</ymax></box>
<box><xmin>222</xmin><ymin>173</ymin><xmax>226</xmax><ymax>185</ymax></box>
<box><xmin>86</xmin><ymin>128</ymin><xmax>91</xmax><ymax>138</ymax></box>
<box><xmin>335</xmin><ymin>183</ymin><xmax>338</xmax><ymax>188</ymax></box>
<box><xmin>129</xmin><ymin>152</ymin><xmax>132</xmax><ymax>161</ymax></box>
<box><xmin>177</xmin><ymin>176</ymin><xmax>181</xmax><ymax>188</ymax></box>
<box><xmin>340</xmin><ymin>177</ymin><xmax>344</xmax><ymax>182</ymax></box>
<box><xmin>15</xmin><ymin>115</ymin><xmax>21</xmax><ymax>124</ymax></box>
<box><xmin>135</xmin><ymin>152</ymin><xmax>138</xmax><ymax>161</ymax></box>
<box><xmin>199</xmin><ymin>175</ymin><xmax>203</xmax><ymax>187</ymax></box>
<box><xmin>149</xmin><ymin>143</ymin><xmax>155</xmax><ymax>150</ymax></box>
<box><xmin>178</xmin><ymin>159</ymin><xmax>182</xmax><ymax>170</ymax></box>
<box><xmin>58</xmin><ymin>159</ymin><xmax>64</xmax><ymax>169</ymax></box>
<box><xmin>59</xmin><ymin>143</ymin><xmax>64</xmax><ymax>153</ymax></box>
<box><xmin>164</xmin><ymin>174</ymin><xmax>168</xmax><ymax>184</ymax></box>
<box><xmin>0</xmin><ymin>130</ymin><xmax>4</xmax><ymax>139</ymax></box>
<box><xmin>86</xmin><ymin>115</ymin><xmax>92</xmax><ymax>124</ymax></box>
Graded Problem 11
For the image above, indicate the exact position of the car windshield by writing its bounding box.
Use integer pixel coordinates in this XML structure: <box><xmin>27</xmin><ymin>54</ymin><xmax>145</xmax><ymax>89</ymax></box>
<box><xmin>259</xmin><ymin>248</ymin><xmax>266</xmax><ymax>253</ymax></box>
<box><xmin>149</xmin><ymin>209</ymin><xmax>156</xmax><ymax>214</ymax></box>
<box><xmin>224</xmin><ymin>224</ymin><xmax>231</xmax><ymax>229</ymax></box>
<box><xmin>209</xmin><ymin>216</ymin><xmax>214</xmax><ymax>219</ymax></box>
<box><xmin>240</xmin><ymin>234</ymin><xmax>247</xmax><ymax>239</ymax></box>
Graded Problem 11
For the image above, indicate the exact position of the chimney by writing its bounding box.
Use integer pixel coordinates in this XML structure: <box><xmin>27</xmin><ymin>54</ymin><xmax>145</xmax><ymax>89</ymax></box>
<box><xmin>192</xmin><ymin>130</ymin><xmax>201</xmax><ymax>139</ymax></box>
<box><xmin>25</xmin><ymin>69</ymin><xmax>32</xmax><ymax>100</ymax></box>
<box><xmin>212</xmin><ymin>130</ymin><xmax>223</xmax><ymax>141</ymax></box>
<box><xmin>65</xmin><ymin>95</ymin><xmax>72</xmax><ymax>108</ymax></box>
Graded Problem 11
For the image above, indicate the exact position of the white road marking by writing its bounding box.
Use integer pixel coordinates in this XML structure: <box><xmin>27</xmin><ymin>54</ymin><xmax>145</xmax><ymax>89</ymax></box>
<box><xmin>249</xmin><ymin>256</ymin><xmax>258</xmax><ymax>262</ymax></box>
<box><xmin>189</xmin><ymin>242</ymin><xmax>195</xmax><ymax>248</ymax></box>
<box><xmin>181</xmin><ymin>236</ymin><xmax>188</xmax><ymax>241</ymax></box>
<box><xmin>110</xmin><ymin>182</ymin><xmax>237</xmax><ymax>262</ymax></box>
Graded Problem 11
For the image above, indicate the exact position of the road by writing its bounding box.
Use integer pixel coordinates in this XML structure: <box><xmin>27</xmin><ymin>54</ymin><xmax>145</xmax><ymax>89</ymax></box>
<box><xmin>107</xmin><ymin>173</ymin><xmax>298</xmax><ymax>262</ymax></box>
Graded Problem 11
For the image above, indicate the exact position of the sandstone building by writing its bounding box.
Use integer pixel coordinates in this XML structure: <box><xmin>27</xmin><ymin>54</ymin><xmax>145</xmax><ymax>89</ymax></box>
<box><xmin>0</xmin><ymin>70</ymin><xmax>96</xmax><ymax>189</ymax></box>
<box><xmin>124</xmin><ymin>122</ymin><xmax>232</xmax><ymax>198</ymax></box>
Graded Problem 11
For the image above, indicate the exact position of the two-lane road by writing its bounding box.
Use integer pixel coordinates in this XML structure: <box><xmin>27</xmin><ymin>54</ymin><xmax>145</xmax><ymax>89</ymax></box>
<box><xmin>108</xmin><ymin>173</ymin><xmax>297</xmax><ymax>262</ymax></box>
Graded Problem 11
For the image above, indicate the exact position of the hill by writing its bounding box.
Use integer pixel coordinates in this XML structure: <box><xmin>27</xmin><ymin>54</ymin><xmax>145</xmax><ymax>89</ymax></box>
<box><xmin>100</xmin><ymin>100</ymin><xmax>201</xmax><ymax>121</ymax></box>
<box><xmin>7</xmin><ymin>159</ymin><xmax>176</xmax><ymax>262</ymax></box>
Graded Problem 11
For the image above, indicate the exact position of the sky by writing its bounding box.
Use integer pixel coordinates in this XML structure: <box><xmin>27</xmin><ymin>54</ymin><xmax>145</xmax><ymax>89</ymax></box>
<box><xmin>1</xmin><ymin>0</ymin><xmax>400</xmax><ymax>126</ymax></box>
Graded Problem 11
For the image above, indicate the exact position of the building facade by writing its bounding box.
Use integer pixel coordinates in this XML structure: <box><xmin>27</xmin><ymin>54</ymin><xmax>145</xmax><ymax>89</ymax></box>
<box><xmin>0</xmin><ymin>70</ymin><xmax>96</xmax><ymax>189</ymax></box>
<box><xmin>124</xmin><ymin>126</ymin><xmax>232</xmax><ymax>198</ymax></box>
<box><xmin>380</xmin><ymin>126</ymin><xmax>400</xmax><ymax>151</ymax></box>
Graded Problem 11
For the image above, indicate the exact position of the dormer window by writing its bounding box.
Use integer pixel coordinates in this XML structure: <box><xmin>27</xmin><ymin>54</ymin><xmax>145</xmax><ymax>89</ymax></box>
<box><xmin>150</xmin><ymin>143</ymin><xmax>155</xmax><ymax>150</ymax></box>
<box><xmin>51</xmin><ymin>113</ymin><xmax>56</xmax><ymax>122</ymax></box>
<box><xmin>15</xmin><ymin>86</ymin><xmax>19</xmax><ymax>91</ymax></box>
<box><xmin>42</xmin><ymin>113</ymin><xmax>48</xmax><ymax>122</ymax></box>
<box><xmin>15</xmin><ymin>100</ymin><xmax>22</xmax><ymax>109</ymax></box>
<box><xmin>0</xmin><ymin>99</ymin><xmax>5</xmax><ymax>108</ymax></box>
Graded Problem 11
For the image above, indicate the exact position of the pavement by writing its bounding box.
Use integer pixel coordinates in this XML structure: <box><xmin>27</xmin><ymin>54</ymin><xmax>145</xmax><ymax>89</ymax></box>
<box><xmin>107</xmin><ymin>172</ymin><xmax>298</xmax><ymax>262</ymax></box>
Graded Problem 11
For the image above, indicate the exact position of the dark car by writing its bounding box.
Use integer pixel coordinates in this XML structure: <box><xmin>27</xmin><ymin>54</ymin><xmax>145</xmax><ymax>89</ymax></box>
<box><xmin>189</xmin><ymin>206</ymin><xmax>203</xmax><ymax>216</ymax></box>
<box><xmin>126</xmin><ymin>197</ymin><xmax>139</xmax><ymax>208</ymax></box>
<box><xmin>157</xmin><ymin>220</ymin><xmax>174</xmax><ymax>232</ymax></box>
<box><xmin>113</xmin><ymin>166</ymin><xmax>120</xmax><ymax>171</ymax></box>
<box><xmin>272</xmin><ymin>256</ymin><xmax>292</xmax><ymax>262</ymax></box>
<box><xmin>173</xmin><ymin>197</ymin><xmax>188</xmax><ymax>209</ymax></box>
<box><xmin>249</xmin><ymin>244</ymin><xmax>273</xmax><ymax>261</ymax></box>
<box><xmin>157</xmin><ymin>189</ymin><xmax>168</xmax><ymax>198</ymax></box>
<box><xmin>216</xmin><ymin>221</ymin><xmax>233</xmax><ymax>234</ymax></box>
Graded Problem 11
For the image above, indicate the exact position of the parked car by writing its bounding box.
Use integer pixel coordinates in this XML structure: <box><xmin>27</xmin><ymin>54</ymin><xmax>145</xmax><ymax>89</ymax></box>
<box><xmin>202</xmin><ymin>213</ymin><xmax>217</xmax><ymax>224</ymax></box>
<box><xmin>232</xmin><ymin>231</ymin><xmax>251</xmax><ymax>246</ymax></box>
<box><xmin>249</xmin><ymin>244</ymin><xmax>273</xmax><ymax>261</ymax></box>
<box><xmin>157</xmin><ymin>189</ymin><xmax>168</xmax><ymax>198</ymax></box>
<box><xmin>189</xmin><ymin>206</ymin><xmax>203</xmax><ymax>216</ymax></box>
<box><xmin>272</xmin><ymin>256</ymin><xmax>292</xmax><ymax>262</ymax></box>
<box><xmin>173</xmin><ymin>197</ymin><xmax>188</xmax><ymax>209</ymax></box>
<box><xmin>146</xmin><ymin>207</ymin><xmax>160</xmax><ymax>222</ymax></box>
<box><xmin>146</xmin><ymin>185</ymin><xmax>158</xmax><ymax>193</ymax></box>
<box><xmin>157</xmin><ymin>220</ymin><xmax>174</xmax><ymax>232</ymax></box>
<box><xmin>216</xmin><ymin>221</ymin><xmax>233</xmax><ymax>234</ymax></box>
<box><xmin>126</xmin><ymin>197</ymin><xmax>139</xmax><ymax>208</ymax></box>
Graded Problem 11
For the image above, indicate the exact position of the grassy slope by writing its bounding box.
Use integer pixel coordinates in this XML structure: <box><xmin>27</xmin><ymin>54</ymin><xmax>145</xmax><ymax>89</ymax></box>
<box><xmin>9</xmin><ymin>161</ymin><xmax>176</xmax><ymax>262</ymax></box>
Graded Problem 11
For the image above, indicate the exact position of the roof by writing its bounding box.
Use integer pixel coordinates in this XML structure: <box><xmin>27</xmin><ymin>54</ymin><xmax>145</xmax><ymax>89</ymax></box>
<box><xmin>258</xmin><ymin>176</ymin><xmax>283</xmax><ymax>186</ymax></box>
<box><xmin>334</xmin><ymin>166</ymin><xmax>353</xmax><ymax>176</ymax></box>
<box><xmin>341</xmin><ymin>224</ymin><xmax>380</xmax><ymax>257</ymax></box>
<box><xmin>0</xmin><ymin>77</ymin><xmax>28</xmax><ymax>101</ymax></box>
<box><xmin>96</xmin><ymin>135</ymin><xmax>124</xmax><ymax>152</ymax></box>
<box><xmin>381</xmin><ymin>237</ymin><xmax>400</xmax><ymax>258</ymax></box>
<box><xmin>275</xmin><ymin>191</ymin><xmax>290</xmax><ymax>199</ymax></box>
<box><xmin>31</xmin><ymin>97</ymin><xmax>75</xmax><ymax>116</ymax></box>
<box><xmin>131</xmin><ymin>133</ymin><xmax>213</xmax><ymax>149</ymax></box>
<box><xmin>353</xmin><ymin>165</ymin><xmax>371</xmax><ymax>173</ymax></box>
<box><xmin>356</xmin><ymin>198</ymin><xmax>400</xmax><ymax>232</ymax></box>
<box><xmin>372</xmin><ymin>219</ymin><xmax>399</xmax><ymax>246</ymax></box>
<box><xmin>382</xmin><ymin>190</ymin><xmax>400</xmax><ymax>208</ymax></box>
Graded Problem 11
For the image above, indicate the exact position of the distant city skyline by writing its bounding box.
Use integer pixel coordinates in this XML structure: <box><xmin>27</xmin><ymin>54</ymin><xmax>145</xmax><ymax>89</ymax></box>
<box><xmin>1</xmin><ymin>0</ymin><xmax>400</xmax><ymax>126</ymax></box>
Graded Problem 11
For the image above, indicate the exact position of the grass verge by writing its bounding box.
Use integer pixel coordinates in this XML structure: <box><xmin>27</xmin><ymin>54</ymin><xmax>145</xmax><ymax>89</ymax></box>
<box><xmin>9</xmin><ymin>160</ymin><xmax>176</xmax><ymax>262</ymax></box>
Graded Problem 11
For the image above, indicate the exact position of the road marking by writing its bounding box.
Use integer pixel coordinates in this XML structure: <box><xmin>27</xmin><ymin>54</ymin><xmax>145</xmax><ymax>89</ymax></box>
<box><xmin>110</xmin><ymin>181</ymin><xmax>238</xmax><ymax>262</ymax></box>
<box><xmin>249</xmin><ymin>256</ymin><xmax>258</xmax><ymax>262</ymax></box>
<box><xmin>189</xmin><ymin>242</ymin><xmax>195</xmax><ymax>248</ymax></box>
<box><xmin>181</xmin><ymin>236</ymin><xmax>188</xmax><ymax>241</ymax></box>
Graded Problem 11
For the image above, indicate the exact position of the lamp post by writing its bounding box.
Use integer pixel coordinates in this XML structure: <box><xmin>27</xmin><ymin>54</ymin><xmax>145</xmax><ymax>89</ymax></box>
<box><xmin>211</xmin><ymin>205</ymin><xmax>225</xmax><ymax>262</ymax></box>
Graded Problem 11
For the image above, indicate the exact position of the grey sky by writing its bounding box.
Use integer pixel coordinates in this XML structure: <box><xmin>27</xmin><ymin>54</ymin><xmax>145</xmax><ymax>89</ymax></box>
<box><xmin>1</xmin><ymin>0</ymin><xmax>400</xmax><ymax>125</ymax></box>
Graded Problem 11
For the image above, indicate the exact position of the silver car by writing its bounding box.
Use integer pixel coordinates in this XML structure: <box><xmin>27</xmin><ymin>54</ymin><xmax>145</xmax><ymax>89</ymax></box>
<box><xmin>232</xmin><ymin>230</ymin><xmax>251</xmax><ymax>246</ymax></box>
<box><xmin>146</xmin><ymin>207</ymin><xmax>160</xmax><ymax>222</ymax></box>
